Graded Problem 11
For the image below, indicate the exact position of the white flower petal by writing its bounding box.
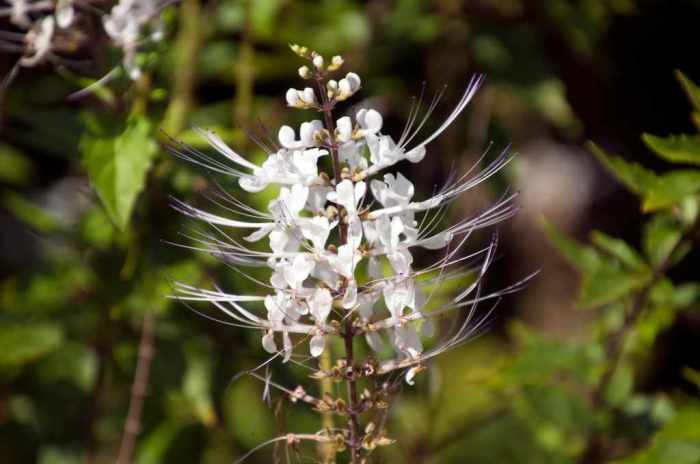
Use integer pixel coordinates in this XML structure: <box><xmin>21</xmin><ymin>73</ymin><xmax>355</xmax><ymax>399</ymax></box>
<box><xmin>262</xmin><ymin>330</ymin><xmax>277</xmax><ymax>353</ymax></box>
<box><xmin>309</xmin><ymin>288</ymin><xmax>332</xmax><ymax>323</ymax></box>
<box><xmin>310</xmin><ymin>334</ymin><xmax>325</xmax><ymax>357</ymax></box>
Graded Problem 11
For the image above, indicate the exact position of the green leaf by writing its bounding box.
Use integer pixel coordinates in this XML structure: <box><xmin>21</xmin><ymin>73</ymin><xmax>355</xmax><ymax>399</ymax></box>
<box><xmin>675</xmin><ymin>70</ymin><xmax>700</xmax><ymax>112</ymax></box>
<box><xmin>642</xmin><ymin>170</ymin><xmax>700</xmax><ymax>211</ymax></box>
<box><xmin>590</xmin><ymin>230</ymin><xmax>649</xmax><ymax>271</ymax></box>
<box><xmin>546</xmin><ymin>223</ymin><xmax>652</xmax><ymax>305</ymax></box>
<box><xmin>643</xmin><ymin>133</ymin><xmax>700</xmax><ymax>166</ymax></box>
<box><xmin>82</xmin><ymin>117</ymin><xmax>158</xmax><ymax>230</ymax></box>
<box><xmin>614</xmin><ymin>405</ymin><xmax>700</xmax><ymax>464</ymax></box>
<box><xmin>542</xmin><ymin>220</ymin><xmax>602</xmax><ymax>274</ymax></box>
<box><xmin>544</xmin><ymin>221</ymin><xmax>651</xmax><ymax>308</ymax></box>
<box><xmin>606</xmin><ymin>363</ymin><xmax>634</xmax><ymax>407</ymax></box>
<box><xmin>588</xmin><ymin>142</ymin><xmax>658</xmax><ymax>196</ymax></box>
<box><xmin>136</xmin><ymin>421</ymin><xmax>183</xmax><ymax>464</ymax></box>
<box><xmin>0</xmin><ymin>323</ymin><xmax>64</xmax><ymax>367</ymax></box>
<box><xmin>643</xmin><ymin>214</ymin><xmax>682</xmax><ymax>268</ymax></box>
<box><xmin>1</xmin><ymin>190</ymin><xmax>61</xmax><ymax>233</ymax></box>
<box><xmin>0</xmin><ymin>143</ymin><xmax>33</xmax><ymax>186</ymax></box>
<box><xmin>589</xmin><ymin>142</ymin><xmax>700</xmax><ymax>211</ymax></box>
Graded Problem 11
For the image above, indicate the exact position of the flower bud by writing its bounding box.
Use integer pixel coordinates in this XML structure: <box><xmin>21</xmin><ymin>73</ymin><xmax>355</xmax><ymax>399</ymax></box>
<box><xmin>289</xmin><ymin>43</ymin><xmax>309</xmax><ymax>57</ymax></box>
<box><xmin>286</xmin><ymin>88</ymin><xmax>300</xmax><ymax>107</ymax></box>
<box><xmin>301</xmin><ymin>87</ymin><xmax>316</xmax><ymax>105</ymax></box>
<box><xmin>298</xmin><ymin>65</ymin><xmax>311</xmax><ymax>79</ymax></box>
<box><xmin>327</xmin><ymin>54</ymin><xmax>344</xmax><ymax>71</ymax></box>
<box><xmin>326</xmin><ymin>79</ymin><xmax>338</xmax><ymax>99</ymax></box>
<box><xmin>312</xmin><ymin>54</ymin><xmax>324</xmax><ymax>69</ymax></box>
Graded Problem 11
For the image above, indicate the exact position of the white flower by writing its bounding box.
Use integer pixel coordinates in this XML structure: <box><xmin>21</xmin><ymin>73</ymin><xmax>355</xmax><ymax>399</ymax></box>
<box><xmin>171</xmin><ymin>48</ymin><xmax>524</xmax><ymax>402</ymax></box>
<box><xmin>20</xmin><ymin>16</ymin><xmax>54</xmax><ymax>67</ymax></box>
<box><xmin>300</xmin><ymin>216</ymin><xmax>334</xmax><ymax>252</ymax></box>
<box><xmin>356</xmin><ymin>108</ymin><xmax>383</xmax><ymax>136</ymax></box>
<box><xmin>103</xmin><ymin>0</ymin><xmax>163</xmax><ymax>79</ymax></box>
<box><xmin>327</xmin><ymin>179</ymin><xmax>365</xmax><ymax>217</ymax></box>
<box><xmin>309</xmin><ymin>288</ymin><xmax>332</xmax><ymax>324</ymax></box>
<box><xmin>286</xmin><ymin>87</ymin><xmax>317</xmax><ymax>108</ymax></box>
<box><xmin>278</xmin><ymin>120</ymin><xmax>323</xmax><ymax>149</ymax></box>
<box><xmin>337</xmin><ymin>72</ymin><xmax>361</xmax><ymax>100</ymax></box>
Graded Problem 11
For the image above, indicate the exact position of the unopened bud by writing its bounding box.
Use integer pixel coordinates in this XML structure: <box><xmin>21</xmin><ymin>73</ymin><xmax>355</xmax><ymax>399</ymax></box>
<box><xmin>298</xmin><ymin>65</ymin><xmax>311</xmax><ymax>79</ymax></box>
<box><xmin>328</xmin><ymin>55</ymin><xmax>344</xmax><ymax>71</ymax></box>
<box><xmin>289</xmin><ymin>43</ymin><xmax>309</xmax><ymax>57</ymax></box>
<box><xmin>312</xmin><ymin>54</ymin><xmax>324</xmax><ymax>69</ymax></box>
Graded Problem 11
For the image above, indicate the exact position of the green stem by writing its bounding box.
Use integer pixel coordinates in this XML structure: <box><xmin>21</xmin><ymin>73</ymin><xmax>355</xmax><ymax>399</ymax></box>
<box><xmin>234</xmin><ymin>5</ymin><xmax>254</xmax><ymax>130</ymax></box>
<box><xmin>162</xmin><ymin>0</ymin><xmax>201</xmax><ymax>135</ymax></box>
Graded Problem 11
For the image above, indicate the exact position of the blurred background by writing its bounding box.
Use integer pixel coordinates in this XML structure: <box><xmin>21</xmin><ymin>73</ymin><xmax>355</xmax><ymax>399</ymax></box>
<box><xmin>1</xmin><ymin>0</ymin><xmax>700</xmax><ymax>462</ymax></box>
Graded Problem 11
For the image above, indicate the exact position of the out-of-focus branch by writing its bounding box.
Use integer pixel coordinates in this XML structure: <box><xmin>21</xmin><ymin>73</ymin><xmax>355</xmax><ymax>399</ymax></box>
<box><xmin>162</xmin><ymin>0</ymin><xmax>202</xmax><ymax>135</ymax></box>
<box><xmin>116</xmin><ymin>313</ymin><xmax>156</xmax><ymax>464</ymax></box>
<box><xmin>234</xmin><ymin>1</ymin><xmax>254</xmax><ymax>131</ymax></box>
<box><xmin>83</xmin><ymin>313</ymin><xmax>111</xmax><ymax>464</ymax></box>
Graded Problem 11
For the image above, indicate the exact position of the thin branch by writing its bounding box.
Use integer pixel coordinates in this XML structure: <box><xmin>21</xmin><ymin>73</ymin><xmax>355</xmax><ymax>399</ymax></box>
<box><xmin>116</xmin><ymin>313</ymin><xmax>156</xmax><ymax>464</ymax></box>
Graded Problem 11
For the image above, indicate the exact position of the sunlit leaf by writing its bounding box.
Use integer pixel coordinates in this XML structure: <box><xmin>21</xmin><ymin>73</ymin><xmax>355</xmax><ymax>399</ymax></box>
<box><xmin>643</xmin><ymin>133</ymin><xmax>700</xmax><ymax>166</ymax></box>
<box><xmin>588</xmin><ymin>142</ymin><xmax>657</xmax><ymax>196</ymax></box>
<box><xmin>588</xmin><ymin>142</ymin><xmax>700</xmax><ymax>211</ymax></box>
<box><xmin>82</xmin><ymin>116</ymin><xmax>158</xmax><ymax>230</ymax></box>
<box><xmin>642</xmin><ymin>214</ymin><xmax>682</xmax><ymax>268</ymax></box>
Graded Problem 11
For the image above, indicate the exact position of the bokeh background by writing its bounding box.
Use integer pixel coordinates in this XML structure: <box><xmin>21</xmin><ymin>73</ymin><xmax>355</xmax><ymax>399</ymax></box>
<box><xmin>1</xmin><ymin>0</ymin><xmax>700</xmax><ymax>463</ymax></box>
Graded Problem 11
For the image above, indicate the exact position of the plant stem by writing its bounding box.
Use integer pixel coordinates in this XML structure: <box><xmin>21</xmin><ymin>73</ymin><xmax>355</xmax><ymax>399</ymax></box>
<box><xmin>116</xmin><ymin>313</ymin><xmax>156</xmax><ymax>464</ymax></box>
<box><xmin>317</xmin><ymin>76</ymin><xmax>361</xmax><ymax>462</ymax></box>
<box><xmin>234</xmin><ymin>3</ymin><xmax>254</xmax><ymax>130</ymax></box>
<box><xmin>319</xmin><ymin>347</ymin><xmax>336</xmax><ymax>463</ymax></box>
<box><xmin>162</xmin><ymin>0</ymin><xmax>201</xmax><ymax>135</ymax></box>
<box><xmin>344</xmin><ymin>319</ymin><xmax>362</xmax><ymax>463</ymax></box>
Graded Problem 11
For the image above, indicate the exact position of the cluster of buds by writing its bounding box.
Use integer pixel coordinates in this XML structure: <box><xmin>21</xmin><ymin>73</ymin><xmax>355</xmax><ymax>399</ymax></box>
<box><xmin>171</xmin><ymin>45</ymin><xmax>530</xmax><ymax>462</ymax></box>
<box><xmin>1</xmin><ymin>0</ymin><xmax>166</xmax><ymax>79</ymax></box>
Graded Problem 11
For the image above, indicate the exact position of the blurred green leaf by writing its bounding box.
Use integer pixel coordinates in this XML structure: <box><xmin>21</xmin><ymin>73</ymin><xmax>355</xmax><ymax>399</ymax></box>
<box><xmin>643</xmin><ymin>133</ymin><xmax>700</xmax><ymax>166</ymax></box>
<box><xmin>250</xmin><ymin>0</ymin><xmax>284</xmax><ymax>38</ymax></box>
<box><xmin>182</xmin><ymin>342</ymin><xmax>216</xmax><ymax>426</ymax></box>
<box><xmin>606</xmin><ymin>363</ymin><xmax>634</xmax><ymax>407</ymax></box>
<box><xmin>590</xmin><ymin>230</ymin><xmax>649</xmax><ymax>271</ymax></box>
<box><xmin>136</xmin><ymin>421</ymin><xmax>183</xmax><ymax>464</ymax></box>
<box><xmin>588</xmin><ymin>142</ymin><xmax>658</xmax><ymax>195</ymax></box>
<box><xmin>38</xmin><ymin>447</ymin><xmax>80</xmax><ymax>464</ymax></box>
<box><xmin>0</xmin><ymin>323</ymin><xmax>64</xmax><ymax>367</ymax></box>
<box><xmin>36</xmin><ymin>342</ymin><xmax>97</xmax><ymax>392</ymax></box>
<box><xmin>223</xmin><ymin>377</ymin><xmax>273</xmax><ymax>449</ymax></box>
<box><xmin>0</xmin><ymin>144</ymin><xmax>33</xmax><ymax>186</ymax></box>
<box><xmin>82</xmin><ymin>116</ymin><xmax>158</xmax><ymax>230</ymax></box>
<box><xmin>589</xmin><ymin>142</ymin><xmax>700</xmax><ymax>211</ymax></box>
<box><xmin>675</xmin><ymin>70</ymin><xmax>700</xmax><ymax>113</ymax></box>
<box><xmin>1</xmin><ymin>190</ymin><xmax>61</xmax><ymax>233</ymax></box>
<box><xmin>642</xmin><ymin>214</ymin><xmax>682</xmax><ymax>268</ymax></box>
<box><xmin>544</xmin><ymin>221</ymin><xmax>651</xmax><ymax>308</ymax></box>
<box><xmin>614</xmin><ymin>405</ymin><xmax>700</xmax><ymax>464</ymax></box>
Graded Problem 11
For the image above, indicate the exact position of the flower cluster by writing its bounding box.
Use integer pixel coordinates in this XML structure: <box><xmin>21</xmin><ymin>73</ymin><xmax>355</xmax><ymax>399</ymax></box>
<box><xmin>171</xmin><ymin>45</ymin><xmax>528</xmax><ymax>461</ymax></box>
<box><xmin>1</xmin><ymin>0</ymin><xmax>165</xmax><ymax>77</ymax></box>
